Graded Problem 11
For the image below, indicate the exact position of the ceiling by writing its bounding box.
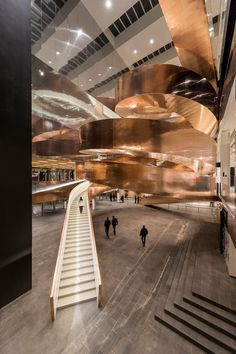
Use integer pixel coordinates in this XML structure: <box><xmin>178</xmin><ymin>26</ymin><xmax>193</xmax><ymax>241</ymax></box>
<box><xmin>31</xmin><ymin>0</ymin><xmax>221</xmax><ymax>98</ymax></box>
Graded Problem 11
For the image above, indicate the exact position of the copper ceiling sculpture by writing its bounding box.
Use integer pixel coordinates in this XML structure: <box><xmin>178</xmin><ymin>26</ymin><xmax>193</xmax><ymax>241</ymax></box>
<box><xmin>32</xmin><ymin>0</ymin><xmax>218</xmax><ymax>202</ymax></box>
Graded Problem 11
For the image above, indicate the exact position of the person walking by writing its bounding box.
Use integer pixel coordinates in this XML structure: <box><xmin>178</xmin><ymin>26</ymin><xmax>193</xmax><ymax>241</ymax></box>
<box><xmin>112</xmin><ymin>216</ymin><xmax>118</xmax><ymax>235</ymax></box>
<box><xmin>104</xmin><ymin>217</ymin><xmax>111</xmax><ymax>239</ymax></box>
<box><xmin>134</xmin><ymin>195</ymin><xmax>137</xmax><ymax>204</ymax></box>
<box><xmin>139</xmin><ymin>225</ymin><xmax>148</xmax><ymax>247</ymax></box>
<box><xmin>79</xmin><ymin>197</ymin><xmax>84</xmax><ymax>214</ymax></box>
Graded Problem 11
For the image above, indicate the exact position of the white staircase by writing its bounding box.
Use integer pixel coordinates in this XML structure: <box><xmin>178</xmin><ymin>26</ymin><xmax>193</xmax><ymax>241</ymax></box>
<box><xmin>50</xmin><ymin>181</ymin><xmax>102</xmax><ymax>320</ymax></box>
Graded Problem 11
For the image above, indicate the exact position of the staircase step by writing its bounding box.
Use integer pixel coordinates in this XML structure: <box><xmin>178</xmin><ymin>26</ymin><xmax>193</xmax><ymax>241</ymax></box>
<box><xmin>165</xmin><ymin>304</ymin><xmax>236</xmax><ymax>353</ymax></box>
<box><xmin>163</xmin><ymin>233</ymin><xmax>236</xmax><ymax>352</ymax></box>
<box><xmin>183</xmin><ymin>295</ymin><xmax>236</xmax><ymax>328</ymax></box>
<box><xmin>192</xmin><ymin>291</ymin><xmax>236</xmax><ymax>316</ymax></box>
<box><xmin>64</xmin><ymin>246</ymin><xmax>92</xmax><ymax>253</ymax></box>
<box><xmin>62</xmin><ymin>260</ymin><xmax>94</xmax><ymax>271</ymax></box>
<box><xmin>57</xmin><ymin>289</ymin><xmax>97</xmax><ymax>309</ymax></box>
<box><xmin>155</xmin><ymin>308</ymin><xmax>230</xmax><ymax>354</ymax></box>
<box><xmin>175</xmin><ymin>299</ymin><xmax>236</xmax><ymax>340</ymax></box>
<box><xmin>63</xmin><ymin>255</ymin><xmax>93</xmax><ymax>265</ymax></box>
<box><xmin>66</xmin><ymin>236</ymin><xmax>91</xmax><ymax>244</ymax></box>
<box><xmin>67</xmin><ymin>224</ymin><xmax>89</xmax><ymax>231</ymax></box>
<box><xmin>65</xmin><ymin>240</ymin><xmax>91</xmax><ymax>246</ymax></box>
<box><xmin>61</xmin><ymin>266</ymin><xmax>94</xmax><ymax>279</ymax></box>
<box><xmin>67</xmin><ymin>224</ymin><xmax>89</xmax><ymax>228</ymax></box>
<box><xmin>63</xmin><ymin>251</ymin><xmax>92</xmax><ymax>259</ymax></box>
<box><xmin>70</xmin><ymin>214</ymin><xmax>88</xmax><ymax>216</ymax></box>
<box><xmin>58</xmin><ymin>280</ymin><xmax>96</xmax><ymax>298</ymax></box>
<box><xmin>181</xmin><ymin>237</ymin><xmax>236</xmax><ymax>328</ymax></box>
<box><xmin>67</xmin><ymin>234</ymin><xmax>90</xmax><ymax>238</ymax></box>
<box><xmin>67</xmin><ymin>230</ymin><xmax>90</xmax><ymax>234</ymax></box>
<box><xmin>65</xmin><ymin>240</ymin><xmax>90</xmax><ymax>246</ymax></box>
<box><xmin>60</xmin><ymin>273</ymin><xmax>95</xmax><ymax>288</ymax></box>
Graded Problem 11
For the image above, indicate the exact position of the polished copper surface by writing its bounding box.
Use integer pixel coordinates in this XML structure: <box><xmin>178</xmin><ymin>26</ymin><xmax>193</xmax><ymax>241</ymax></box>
<box><xmin>76</xmin><ymin>161</ymin><xmax>215</xmax><ymax>197</ymax></box>
<box><xmin>88</xmin><ymin>183</ymin><xmax>112</xmax><ymax>199</ymax></box>
<box><xmin>79</xmin><ymin>118</ymin><xmax>216</xmax><ymax>171</ymax></box>
<box><xmin>115</xmin><ymin>93</ymin><xmax>217</xmax><ymax>137</ymax></box>
<box><xmin>159</xmin><ymin>0</ymin><xmax>217</xmax><ymax>90</ymax></box>
<box><xmin>32</xmin><ymin>181</ymin><xmax>81</xmax><ymax>204</ymax></box>
<box><xmin>116</xmin><ymin>64</ymin><xmax>217</xmax><ymax>114</ymax></box>
<box><xmin>32</xmin><ymin>43</ymin><xmax>218</xmax><ymax>201</ymax></box>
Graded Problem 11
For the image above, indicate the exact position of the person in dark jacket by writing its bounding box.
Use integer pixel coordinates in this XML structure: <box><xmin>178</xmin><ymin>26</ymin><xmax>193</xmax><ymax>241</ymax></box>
<box><xmin>139</xmin><ymin>225</ymin><xmax>148</xmax><ymax>247</ymax></box>
<box><xmin>79</xmin><ymin>197</ymin><xmax>84</xmax><ymax>214</ymax></box>
<box><xmin>104</xmin><ymin>217</ymin><xmax>111</xmax><ymax>239</ymax></box>
<box><xmin>112</xmin><ymin>216</ymin><xmax>118</xmax><ymax>235</ymax></box>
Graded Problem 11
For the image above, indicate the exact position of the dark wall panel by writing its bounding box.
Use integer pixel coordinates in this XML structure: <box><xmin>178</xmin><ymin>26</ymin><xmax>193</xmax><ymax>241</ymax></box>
<box><xmin>0</xmin><ymin>0</ymin><xmax>32</xmax><ymax>307</ymax></box>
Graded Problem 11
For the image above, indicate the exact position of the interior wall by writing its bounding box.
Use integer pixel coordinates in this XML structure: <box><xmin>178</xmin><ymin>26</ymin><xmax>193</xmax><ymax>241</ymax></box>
<box><xmin>0</xmin><ymin>0</ymin><xmax>32</xmax><ymax>307</ymax></box>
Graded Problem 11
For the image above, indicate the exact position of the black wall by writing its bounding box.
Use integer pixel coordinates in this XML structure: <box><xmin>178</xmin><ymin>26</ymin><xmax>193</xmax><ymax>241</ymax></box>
<box><xmin>0</xmin><ymin>1</ymin><xmax>32</xmax><ymax>307</ymax></box>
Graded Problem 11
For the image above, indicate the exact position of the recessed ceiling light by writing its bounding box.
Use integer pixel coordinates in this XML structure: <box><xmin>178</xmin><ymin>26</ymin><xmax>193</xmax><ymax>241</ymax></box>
<box><xmin>149</xmin><ymin>39</ymin><xmax>154</xmax><ymax>44</ymax></box>
<box><xmin>38</xmin><ymin>70</ymin><xmax>44</xmax><ymax>76</ymax></box>
<box><xmin>48</xmin><ymin>60</ymin><xmax>52</xmax><ymax>64</ymax></box>
<box><xmin>88</xmin><ymin>78</ymin><xmax>92</xmax><ymax>82</ymax></box>
<box><xmin>67</xmin><ymin>41</ymin><xmax>70</xmax><ymax>45</ymax></box>
<box><xmin>56</xmin><ymin>51</ymin><xmax>60</xmax><ymax>55</ymax></box>
<box><xmin>133</xmin><ymin>49</ymin><xmax>138</xmax><ymax>54</ymax></box>
<box><xmin>108</xmin><ymin>66</ymin><xmax>112</xmax><ymax>70</ymax></box>
<box><xmin>105</xmin><ymin>0</ymin><xmax>112</xmax><ymax>8</ymax></box>
<box><xmin>98</xmin><ymin>73</ymin><xmax>102</xmax><ymax>76</ymax></box>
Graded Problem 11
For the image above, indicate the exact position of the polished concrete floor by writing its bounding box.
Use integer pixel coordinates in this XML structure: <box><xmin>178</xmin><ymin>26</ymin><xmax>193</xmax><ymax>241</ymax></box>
<box><xmin>0</xmin><ymin>199</ymin><xmax>232</xmax><ymax>353</ymax></box>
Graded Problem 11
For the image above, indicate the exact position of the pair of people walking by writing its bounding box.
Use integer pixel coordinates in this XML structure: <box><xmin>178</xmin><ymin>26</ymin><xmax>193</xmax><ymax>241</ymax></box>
<box><xmin>104</xmin><ymin>216</ymin><xmax>118</xmax><ymax>239</ymax></box>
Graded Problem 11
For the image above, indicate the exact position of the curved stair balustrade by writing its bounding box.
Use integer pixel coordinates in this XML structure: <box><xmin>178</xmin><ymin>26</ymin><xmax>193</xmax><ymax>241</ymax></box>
<box><xmin>50</xmin><ymin>180</ymin><xmax>102</xmax><ymax>321</ymax></box>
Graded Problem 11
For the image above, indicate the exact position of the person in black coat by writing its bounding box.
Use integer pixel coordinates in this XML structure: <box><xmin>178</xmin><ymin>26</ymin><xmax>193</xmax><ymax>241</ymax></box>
<box><xmin>139</xmin><ymin>225</ymin><xmax>148</xmax><ymax>247</ymax></box>
<box><xmin>104</xmin><ymin>217</ymin><xmax>111</xmax><ymax>239</ymax></box>
<box><xmin>112</xmin><ymin>216</ymin><xmax>118</xmax><ymax>235</ymax></box>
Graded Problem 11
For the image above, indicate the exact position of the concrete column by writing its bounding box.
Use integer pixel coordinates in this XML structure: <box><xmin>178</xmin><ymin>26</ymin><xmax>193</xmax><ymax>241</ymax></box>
<box><xmin>0</xmin><ymin>0</ymin><xmax>31</xmax><ymax>308</ymax></box>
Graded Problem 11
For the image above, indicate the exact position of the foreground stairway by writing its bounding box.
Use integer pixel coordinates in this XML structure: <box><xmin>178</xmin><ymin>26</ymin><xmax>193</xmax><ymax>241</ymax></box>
<box><xmin>50</xmin><ymin>181</ymin><xmax>101</xmax><ymax>320</ymax></box>
<box><xmin>57</xmin><ymin>194</ymin><xmax>97</xmax><ymax>309</ymax></box>
<box><xmin>154</xmin><ymin>226</ymin><xmax>236</xmax><ymax>353</ymax></box>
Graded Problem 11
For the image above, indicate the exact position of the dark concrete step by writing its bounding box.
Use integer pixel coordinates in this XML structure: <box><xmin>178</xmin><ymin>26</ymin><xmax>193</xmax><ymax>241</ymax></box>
<box><xmin>163</xmin><ymin>231</ymin><xmax>236</xmax><ymax>352</ymax></box>
<box><xmin>180</xmin><ymin>235</ymin><xmax>236</xmax><ymax>328</ymax></box>
<box><xmin>155</xmin><ymin>238</ymin><xmax>190</xmax><ymax>309</ymax></box>
<box><xmin>164</xmin><ymin>237</ymin><xmax>192</xmax><ymax>311</ymax></box>
<box><xmin>171</xmin><ymin>234</ymin><xmax>236</xmax><ymax>339</ymax></box>
<box><xmin>165</xmin><ymin>304</ymin><xmax>236</xmax><ymax>353</ymax></box>
<box><xmin>165</xmin><ymin>238</ymin><xmax>187</xmax><ymax>288</ymax></box>
<box><xmin>174</xmin><ymin>299</ymin><xmax>236</xmax><ymax>340</ymax></box>
<box><xmin>183</xmin><ymin>295</ymin><xmax>236</xmax><ymax>328</ymax></box>
<box><xmin>191</xmin><ymin>228</ymin><xmax>236</xmax><ymax>316</ymax></box>
<box><xmin>192</xmin><ymin>291</ymin><xmax>236</xmax><ymax>316</ymax></box>
<box><xmin>155</xmin><ymin>307</ymin><xmax>230</xmax><ymax>354</ymax></box>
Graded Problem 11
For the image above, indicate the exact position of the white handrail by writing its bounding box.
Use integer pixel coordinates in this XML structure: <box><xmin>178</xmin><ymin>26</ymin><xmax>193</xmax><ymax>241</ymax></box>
<box><xmin>50</xmin><ymin>180</ymin><xmax>90</xmax><ymax>321</ymax></box>
<box><xmin>86</xmin><ymin>197</ymin><xmax>102</xmax><ymax>307</ymax></box>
